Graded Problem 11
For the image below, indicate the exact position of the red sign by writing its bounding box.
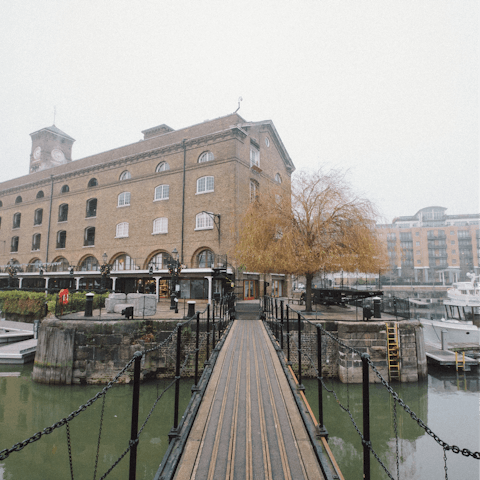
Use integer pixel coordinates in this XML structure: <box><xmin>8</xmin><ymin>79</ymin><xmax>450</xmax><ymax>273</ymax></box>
<box><xmin>59</xmin><ymin>289</ymin><xmax>69</xmax><ymax>305</ymax></box>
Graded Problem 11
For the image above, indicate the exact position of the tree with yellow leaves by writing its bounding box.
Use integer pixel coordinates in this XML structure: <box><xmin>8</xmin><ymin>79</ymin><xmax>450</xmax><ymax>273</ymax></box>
<box><xmin>235</xmin><ymin>168</ymin><xmax>388</xmax><ymax>311</ymax></box>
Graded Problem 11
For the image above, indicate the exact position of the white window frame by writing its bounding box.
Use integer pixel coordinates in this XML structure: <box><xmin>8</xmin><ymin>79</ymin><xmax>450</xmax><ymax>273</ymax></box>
<box><xmin>250</xmin><ymin>180</ymin><xmax>258</xmax><ymax>202</ymax></box>
<box><xmin>195</xmin><ymin>212</ymin><xmax>214</xmax><ymax>230</ymax></box>
<box><xmin>275</xmin><ymin>173</ymin><xmax>282</xmax><ymax>184</ymax></box>
<box><xmin>198</xmin><ymin>151</ymin><xmax>214</xmax><ymax>163</ymax></box>
<box><xmin>250</xmin><ymin>146</ymin><xmax>260</xmax><ymax>167</ymax></box>
<box><xmin>196</xmin><ymin>176</ymin><xmax>214</xmax><ymax>194</ymax></box>
<box><xmin>156</xmin><ymin>161</ymin><xmax>170</xmax><ymax>172</ymax></box>
<box><xmin>116</xmin><ymin>222</ymin><xmax>129</xmax><ymax>238</ymax></box>
<box><xmin>154</xmin><ymin>184</ymin><xmax>169</xmax><ymax>201</ymax></box>
<box><xmin>118</xmin><ymin>192</ymin><xmax>131</xmax><ymax>207</ymax></box>
<box><xmin>153</xmin><ymin>217</ymin><xmax>168</xmax><ymax>235</ymax></box>
<box><xmin>119</xmin><ymin>170</ymin><xmax>131</xmax><ymax>181</ymax></box>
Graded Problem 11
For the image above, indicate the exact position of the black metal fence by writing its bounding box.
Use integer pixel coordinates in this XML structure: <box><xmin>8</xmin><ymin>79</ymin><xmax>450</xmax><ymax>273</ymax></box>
<box><xmin>261</xmin><ymin>296</ymin><xmax>480</xmax><ymax>480</ymax></box>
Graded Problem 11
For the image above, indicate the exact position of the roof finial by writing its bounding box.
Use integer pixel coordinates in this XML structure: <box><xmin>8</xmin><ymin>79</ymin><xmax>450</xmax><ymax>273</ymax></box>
<box><xmin>234</xmin><ymin>96</ymin><xmax>243</xmax><ymax>113</ymax></box>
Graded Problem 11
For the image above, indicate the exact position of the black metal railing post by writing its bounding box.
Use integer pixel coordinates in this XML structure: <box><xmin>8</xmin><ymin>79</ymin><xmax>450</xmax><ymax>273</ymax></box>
<box><xmin>297</xmin><ymin>313</ymin><xmax>304</xmax><ymax>390</ymax></box>
<box><xmin>194</xmin><ymin>312</ymin><xmax>200</xmax><ymax>389</ymax></box>
<box><xmin>129</xmin><ymin>351</ymin><xmax>142</xmax><ymax>480</ymax></box>
<box><xmin>280</xmin><ymin>300</ymin><xmax>284</xmax><ymax>350</ymax></box>
<box><xmin>286</xmin><ymin>306</ymin><xmax>291</xmax><ymax>364</ymax></box>
<box><xmin>362</xmin><ymin>353</ymin><xmax>371</xmax><ymax>480</ymax></box>
<box><xmin>316</xmin><ymin>325</ymin><xmax>328</xmax><ymax>437</ymax></box>
<box><xmin>173</xmin><ymin>323</ymin><xmax>182</xmax><ymax>432</ymax></box>
<box><xmin>206</xmin><ymin>308</ymin><xmax>210</xmax><ymax>361</ymax></box>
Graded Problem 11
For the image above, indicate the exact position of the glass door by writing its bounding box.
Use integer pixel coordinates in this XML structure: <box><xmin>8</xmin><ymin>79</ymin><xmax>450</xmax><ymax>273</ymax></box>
<box><xmin>244</xmin><ymin>280</ymin><xmax>256</xmax><ymax>300</ymax></box>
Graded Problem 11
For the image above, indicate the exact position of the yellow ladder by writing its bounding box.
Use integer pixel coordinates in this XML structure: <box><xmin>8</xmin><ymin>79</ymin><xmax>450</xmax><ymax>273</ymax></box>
<box><xmin>455</xmin><ymin>351</ymin><xmax>466</xmax><ymax>371</ymax></box>
<box><xmin>386</xmin><ymin>323</ymin><xmax>400</xmax><ymax>382</ymax></box>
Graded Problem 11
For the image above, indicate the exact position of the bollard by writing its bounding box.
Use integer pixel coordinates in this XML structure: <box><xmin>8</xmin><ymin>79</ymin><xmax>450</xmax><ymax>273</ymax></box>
<box><xmin>187</xmin><ymin>301</ymin><xmax>196</xmax><ymax>318</ymax></box>
<box><xmin>84</xmin><ymin>292</ymin><xmax>94</xmax><ymax>317</ymax></box>
<box><xmin>33</xmin><ymin>320</ymin><xmax>40</xmax><ymax>340</ymax></box>
<box><xmin>373</xmin><ymin>297</ymin><xmax>381</xmax><ymax>318</ymax></box>
<box><xmin>129</xmin><ymin>351</ymin><xmax>142</xmax><ymax>480</ymax></box>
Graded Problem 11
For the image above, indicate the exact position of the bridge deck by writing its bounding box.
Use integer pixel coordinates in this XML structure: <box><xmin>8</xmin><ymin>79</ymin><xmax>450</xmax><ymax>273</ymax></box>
<box><xmin>174</xmin><ymin>319</ymin><xmax>325</xmax><ymax>479</ymax></box>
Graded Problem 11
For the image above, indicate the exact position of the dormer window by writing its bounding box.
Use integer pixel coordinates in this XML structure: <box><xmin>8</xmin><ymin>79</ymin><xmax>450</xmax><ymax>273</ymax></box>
<box><xmin>88</xmin><ymin>178</ymin><xmax>98</xmax><ymax>188</ymax></box>
<box><xmin>119</xmin><ymin>171</ymin><xmax>131</xmax><ymax>181</ymax></box>
<box><xmin>36</xmin><ymin>190</ymin><xmax>44</xmax><ymax>199</ymax></box>
<box><xmin>198</xmin><ymin>151</ymin><xmax>214</xmax><ymax>163</ymax></box>
<box><xmin>156</xmin><ymin>161</ymin><xmax>170</xmax><ymax>172</ymax></box>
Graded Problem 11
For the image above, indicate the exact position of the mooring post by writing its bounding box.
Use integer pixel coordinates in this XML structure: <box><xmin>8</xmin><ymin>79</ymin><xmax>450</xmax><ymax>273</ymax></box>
<box><xmin>194</xmin><ymin>312</ymin><xmax>200</xmax><ymax>389</ymax></box>
<box><xmin>280</xmin><ymin>300</ymin><xmax>284</xmax><ymax>350</ymax></box>
<box><xmin>286</xmin><ymin>307</ymin><xmax>291</xmax><ymax>364</ymax></box>
<box><xmin>362</xmin><ymin>353</ymin><xmax>371</xmax><ymax>480</ymax></box>
<box><xmin>297</xmin><ymin>313</ymin><xmax>304</xmax><ymax>390</ymax></box>
<box><xmin>129</xmin><ymin>351</ymin><xmax>142</xmax><ymax>480</ymax></box>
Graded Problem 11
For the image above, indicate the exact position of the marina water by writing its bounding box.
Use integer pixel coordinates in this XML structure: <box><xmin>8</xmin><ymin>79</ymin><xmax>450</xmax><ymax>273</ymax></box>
<box><xmin>0</xmin><ymin>364</ymin><xmax>478</xmax><ymax>479</ymax></box>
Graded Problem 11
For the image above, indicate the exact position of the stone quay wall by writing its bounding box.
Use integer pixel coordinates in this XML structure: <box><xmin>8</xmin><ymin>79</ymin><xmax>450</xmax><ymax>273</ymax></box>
<box><xmin>32</xmin><ymin>318</ymin><xmax>209</xmax><ymax>385</ymax></box>
<box><xmin>280</xmin><ymin>320</ymin><xmax>427</xmax><ymax>383</ymax></box>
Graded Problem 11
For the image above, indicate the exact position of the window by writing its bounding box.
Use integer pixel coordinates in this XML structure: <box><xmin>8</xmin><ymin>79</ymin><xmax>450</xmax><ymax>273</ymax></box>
<box><xmin>265</xmin><ymin>137</ymin><xmax>270</xmax><ymax>147</ymax></box>
<box><xmin>86</xmin><ymin>198</ymin><xmax>97</xmax><ymax>217</ymax></box>
<box><xmin>250</xmin><ymin>146</ymin><xmax>260</xmax><ymax>167</ymax></box>
<box><xmin>154</xmin><ymin>185</ymin><xmax>169</xmax><ymax>201</ymax></box>
<box><xmin>415</xmin><ymin>231</ymin><xmax>419</xmax><ymax>236</ymax></box>
<box><xmin>15</xmin><ymin>196</ymin><xmax>22</xmax><ymax>204</ymax></box>
<box><xmin>34</xmin><ymin>208</ymin><xmax>43</xmax><ymax>226</ymax></box>
<box><xmin>58</xmin><ymin>204</ymin><xmax>68</xmax><ymax>222</ymax></box>
<box><xmin>452</xmin><ymin>259</ymin><xmax>457</xmax><ymax>264</ymax></box>
<box><xmin>148</xmin><ymin>252</ymin><xmax>172</xmax><ymax>270</ymax></box>
<box><xmin>11</xmin><ymin>236</ymin><xmax>19</xmax><ymax>252</ymax></box>
<box><xmin>61</xmin><ymin>185</ymin><xmax>69</xmax><ymax>194</ymax></box>
<box><xmin>197</xmin><ymin>249</ymin><xmax>214</xmax><ymax>268</ymax></box>
<box><xmin>417</xmin><ymin>260</ymin><xmax>421</xmax><ymax>264</ymax></box>
<box><xmin>450</xmin><ymin>231</ymin><xmax>455</xmax><ymax>235</ymax></box>
<box><xmin>156</xmin><ymin>161</ymin><xmax>170</xmax><ymax>172</ymax></box>
<box><xmin>51</xmin><ymin>257</ymin><xmax>69</xmax><ymax>272</ymax></box>
<box><xmin>196</xmin><ymin>176</ymin><xmax>214</xmax><ymax>194</ymax></box>
<box><xmin>56</xmin><ymin>231</ymin><xmax>66</xmax><ymax>249</ymax></box>
<box><xmin>452</xmin><ymin>249</ymin><xmax>456</xmax><ymax>254</ymax></box>
<box><xmin>118</xmin><ymin>192</ymin><xmax>131</xmax><ymax>207</ymax></box>
<box><xmin>79</xmin><ymin>256</ymin><xmax>99</xmax><ymax>271</ymax></box>
<box><xmin>119</xmin><ymin>171</ymin><xmax>131</xmax><ymax>181</ymax></box>
<box><xmin>88</xmin><ymin>178</ymin><xmax>98</xmax><ymax>188</ymax></box>
<box><xmin>451</xmin><ymin>241</ymin><xmax>455</xmax><ymax>245</ymax></box>
<box><xmin>250</xmin><ymin>180</ymin><xmax>259</xmax><ymax>202</ymax></box>
<box><xmin>195</xmin><ymin>212</ymin><xmax>214</xmax><ymax>230</ymax></box>
<box><xmin>32</xmin><ymin>233</ymin><xmax>41</xmax><ymax>251</ymax></box>
<box><xmin>275</xmin><ymin>173</ymin><xmax>282</xmax><ymax>184</ymax></box>
<box><xmin>153</xmin><ymin>217</ymin><xmax>168</xmax><ymax>234</ymax></box>
<box><xmin>416</xmin><ymin>241</ymin><xmax>420</xmax><ymax>246</ymax></box>
<box><xmin>0</xmin><ymin>200</ymin><xmax>3</xmax><ymax>207</ymax></box>
<box><xmin>198</xmin><ymin>151</ymin><xmax>214</xmax><ymax>163</ymax></box>
<box><xmin>13</xmin><ymin>213</ymin><xmax>21</xmax><ymax>229</ymax></box>
<box><xmin>84</xmin><ymin>227</ymin><xmax>95</xmax><ymax>246</ymax></box>
<box><xmin>116</xmin><ymin>222</ymin><xmax>129</xmax><ymax>238</ymax></box>
<box><xmin>113</xmin><ymin>254</ymin><xmax>136</xmax><ymax>271</ymax></box>
<box><xmin>36</xmin><ymin>190</ymin><xmax>44</xmax><ymax>199</ymax></box>
<box><xmin>416</xmin><ymin>250</ymin><xmax>420</xmax><ymax>255</ymax></box>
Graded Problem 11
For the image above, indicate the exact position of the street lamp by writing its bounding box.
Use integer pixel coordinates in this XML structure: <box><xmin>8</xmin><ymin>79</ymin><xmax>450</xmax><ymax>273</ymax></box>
<box><xmin>168</xmin><ymin>248</ymin><xmax>181</xmax><ymax>313</ymax></box>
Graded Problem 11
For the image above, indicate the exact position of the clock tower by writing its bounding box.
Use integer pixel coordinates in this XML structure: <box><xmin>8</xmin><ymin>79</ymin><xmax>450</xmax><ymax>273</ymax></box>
<box><xmin>29</xmin><ymin>125</ymin><xmax>75</xmax><ymax>173</ymax></box>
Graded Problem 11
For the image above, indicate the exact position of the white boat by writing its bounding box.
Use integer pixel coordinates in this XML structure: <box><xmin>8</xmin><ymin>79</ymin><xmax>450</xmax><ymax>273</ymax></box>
<box><xmin>444</xmin><ymin>273</ymin><xmax>480</xmax><ymax>323</ymax></box>
<box><xmin>420</xmin><ymin>317</ymin><xmax>479</xmax><ymax>348</ymax></box>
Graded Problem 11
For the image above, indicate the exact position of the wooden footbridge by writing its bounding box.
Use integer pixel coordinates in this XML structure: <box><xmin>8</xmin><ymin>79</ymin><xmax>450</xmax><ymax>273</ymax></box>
<box><xmin>156</xmin><ymin>301</ymin><xmax>340</xmax><ymax>480</ymax></box>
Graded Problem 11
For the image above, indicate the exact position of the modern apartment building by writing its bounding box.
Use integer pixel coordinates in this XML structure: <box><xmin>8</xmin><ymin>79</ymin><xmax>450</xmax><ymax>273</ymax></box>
<box><xmin>0</xmin><ymin>113</ymin><xmax>295</xmax><ymax>300</ymax></box>
<box><xmin>376</xmin><ymin>206</ymin><xmax>479</xmax><ymax>284</ymax></box>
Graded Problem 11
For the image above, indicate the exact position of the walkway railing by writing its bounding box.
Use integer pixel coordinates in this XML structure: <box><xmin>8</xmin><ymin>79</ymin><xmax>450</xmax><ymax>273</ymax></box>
<box><xmin>0</xmin><ymin>294</ymin><xmax>235</xmax><ymax>480</ymax></box>
<box><xmin>261</xmin><ymin>295</ymin><xmax>480</xmax><ymax>480</ymax></box>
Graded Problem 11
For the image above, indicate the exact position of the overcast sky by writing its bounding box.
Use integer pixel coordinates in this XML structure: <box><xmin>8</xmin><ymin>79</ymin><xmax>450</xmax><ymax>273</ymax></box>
<box><xmin>0</xmin><ymin>0</ymin><xmax>478</xmax><ymax>223</ymax></box>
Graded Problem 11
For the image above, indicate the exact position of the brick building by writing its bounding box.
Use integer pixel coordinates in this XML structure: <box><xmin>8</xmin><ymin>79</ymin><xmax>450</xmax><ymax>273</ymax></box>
<box><xmin>376</xmin><ymin>206</ymin><xmax>479</xmax><ymax>284</ymax></box>
<box><xmin>0</xmin><ymin>113</ymin><xmax>295</xmax><ymax>300</ymax></box>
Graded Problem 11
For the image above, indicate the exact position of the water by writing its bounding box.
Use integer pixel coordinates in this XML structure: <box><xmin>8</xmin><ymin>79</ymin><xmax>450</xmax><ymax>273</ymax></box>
<box><xmin>0</xmin><ymin>365</ymin><xmax>478</xmax><ymax>479</ymax></box>
<box><xmin>303</xmin><ymin>367</ymin><xmax>480</xmax><ymax>479</ymax></box>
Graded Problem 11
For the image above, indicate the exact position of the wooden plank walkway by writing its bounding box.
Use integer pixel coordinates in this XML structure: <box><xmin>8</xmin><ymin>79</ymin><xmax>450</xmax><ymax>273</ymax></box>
<box><xmin>174</xmin><ymin>319</ymin><xmax>325</xmax><ymax>480</ymax></box>
<box><xmin>425</xmin><ymin>344</ymin><xmax>478</xmax><ymax>370</ymax></box>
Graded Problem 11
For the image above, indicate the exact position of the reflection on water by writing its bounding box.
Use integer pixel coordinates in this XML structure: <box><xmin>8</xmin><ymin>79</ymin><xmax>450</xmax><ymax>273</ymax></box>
<box><xmin>304</xmin><ymin>366</ymin><xmax>480</xmax><ymax>480</ymax></box>
<box><xmin>0</xmin><ymin>364</ymin><xmax>191</xmax><ymax>480</ymax></box>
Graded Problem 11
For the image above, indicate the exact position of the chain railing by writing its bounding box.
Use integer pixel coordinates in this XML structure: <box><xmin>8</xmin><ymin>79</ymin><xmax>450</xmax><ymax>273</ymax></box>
<box><xmin>261</xmin><ymin>295</ymin><xmax>480</xmax><ymax>480</ymax></box>
<box><xmin>0</xmin><ymin>295</ymin><xmax>234</xmax><ymax>480</ymax></box>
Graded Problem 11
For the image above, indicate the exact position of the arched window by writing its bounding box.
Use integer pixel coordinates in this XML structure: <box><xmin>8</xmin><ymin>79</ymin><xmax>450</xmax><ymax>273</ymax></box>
<box><xmin>195</xmin><ymin>212</ymin><xmax>214</xmax><ymax>230</ymax></box>
<box><xmin>0</xmin><ymin>200</ymin><xmax>3</xmax><ymax>207</ymax></box>
<box><xmin>32</xmin><ymin>233</ymin><xmax>41</xmax><ymax>251</ymax></box>
<box><xmin>10</xmin><ymin>236</ymin><xmax>19</xmax><ymax>253</ymax></box>
<box><xmin>118</xmin><ymin>192</ymin><xmax>130</xmax><ymax>207</ymax></box>
<box><xmin>51</xmin><ymin>257</ymin><xmax>69</xmax><ymax>272</ymax></box>
<box><xmin>112</xmin><ymin>254</ymin><xmax>135</xmax><ymax>271</ymax></box>
<box><xmin>198</xmin><ymin>151</ymin><xmax>214</xmax><ymax>163</ymax></box>
<box><xmin>154</xmin><ymin>185</ymin><xmax>169</xmax><ymax>201</ymax></box>
<box><xmin>61</xmin><ymin>185</ymin><xmax>69</xmax><ymax>194</ymax></box>
<box><xmin>250</xmin><ymin>180</ymin><xmax>259</xmax><ymax>202</ymax></box>
<box><xmin>36</xmin><ymin>190</ymin><xmax>44</xmax><ymax>199</ymax></box>
<box><xmin>156</xmin><ymin>161</ymin><xmax>170</xmax><ymax>172</ymax></box>
<box><xmin>27</xmin><ymin>259</ymin><xmax>43</xmax><ymax>273</ymax></box>
<box><xmin>148</xmin><ymin>252</ymin><xmax>173</xmax><ymax>270</ymax></box>
<box><xmin>84</xmin><ymin>227</ymin><xmax>95</xmax><ymax>246</ymax></box>
<box><xmin>119</xmin><ymin>170</ymin><xmax>131</xmax><ymax>181</ymax></box>
<box><xmin>86</xmin><ymin>198</ymin><xmax>97</xmax><ymax>217</ymax></box>
<box><xmin>56</xmin><ymin>231</ymin><xmax>66</xmax><ymax>249</ymax></box>
<box><xmin>275</xmin><ymin>173</ymin><xmax>282</xmax><ymax>184</ymax></box>
<box><xmin>13</xmin><ymin>213</ymin><xmax>21</xmax><ymax>229</ymax></box>
<box><xmin>34</xmin><ymin>208</ymin><xmax>43</xmax><ymax>225</ymax></box>
<box><xmin>197</xmin><ymin>249</ymin><xmax>214</xmax><ymax>268</ymax></box>
<box><xmin>58</xmin><ymin>204</ymin><xmax>68</xmax><ymax>222</ymax></box>
<box><xmin>79</xmin><ymin>255</ymin><xmax>99</xmax><ymax>271</ymax></box>
<box><xmin>196</xmin><ymin>176</ymin><xmax>214</xmax><ymax>194</ymax></box>
<box><xmin>116</xmin><ymin>222</ymin><xmax>129</xmax><ymax>238</ymax></box>
<box><xmin>15</xmin><ymin>196</ymin><xmax>22</xmax><ymax>204</ymax></box>
<box><xmin>88</xmin><ymin>178</ymin><xmax>98</xmax><ymax>188</ymax></box>
<box><xmin>153</xmin><ymin>217</ymin><xmax>168</xmax><ymax>234</ymax></box>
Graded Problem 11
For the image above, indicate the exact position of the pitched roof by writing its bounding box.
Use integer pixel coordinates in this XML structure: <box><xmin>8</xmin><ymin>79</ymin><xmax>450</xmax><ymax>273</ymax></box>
<box><xmin>29</xmin><ymin>125</ymin><xmax>76</xmax><ymax>142</ymax></box>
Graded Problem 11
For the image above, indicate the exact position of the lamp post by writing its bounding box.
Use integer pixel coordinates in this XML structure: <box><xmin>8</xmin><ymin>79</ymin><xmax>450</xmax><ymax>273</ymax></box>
<box><xmin>100</xmin><ymin>252</ymin><xmax>111</xmax><ymax>291</ymax></box>
<box><xmin>168</xmin><ymin>248</ymin><xmax>181</xmax><ymax>313</ymax></box>
<box><xmin>7</xmin><ymin>259</ymin><xmax>18</xmax><ymax>289</ymax></box>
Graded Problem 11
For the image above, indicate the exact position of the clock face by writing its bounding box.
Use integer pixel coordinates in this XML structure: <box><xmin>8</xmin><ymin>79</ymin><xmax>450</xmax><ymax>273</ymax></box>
<box><xmin>33</xmin><ymin>146</ymin><xmax>41</xmax><ymax>160</ymax></box>
<box><xmin>51</xmin><ymin>148</ymin><xmax>66</xmax><ymax>162</ymax></box>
